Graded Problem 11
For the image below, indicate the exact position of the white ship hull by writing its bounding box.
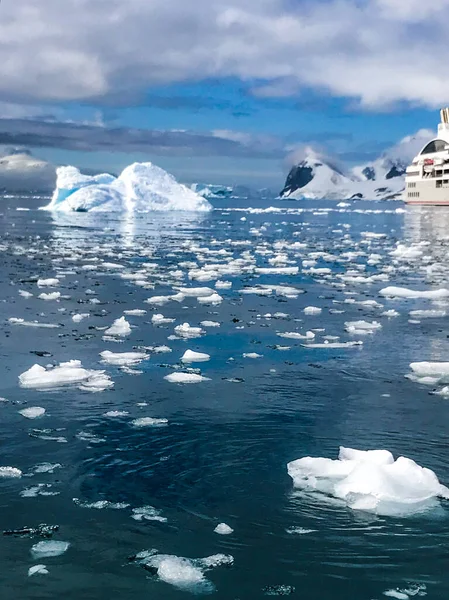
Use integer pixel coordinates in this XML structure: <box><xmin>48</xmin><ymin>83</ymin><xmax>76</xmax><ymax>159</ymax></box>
<box><xmin>404</xmin><ymin>108</ymin><xmax>449</xmax><ymax>205</ymax></box>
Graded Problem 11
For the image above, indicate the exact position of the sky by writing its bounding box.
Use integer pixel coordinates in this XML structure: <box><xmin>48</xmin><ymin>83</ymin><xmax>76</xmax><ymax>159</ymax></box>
<box><xmin>0</xmin><ymin>0</ymin><xmax>447</xmax><ymax>189</ymax></box>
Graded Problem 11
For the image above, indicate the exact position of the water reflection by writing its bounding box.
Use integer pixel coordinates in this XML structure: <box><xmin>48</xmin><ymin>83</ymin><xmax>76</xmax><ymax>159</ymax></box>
<box><xmin>404</xmin><ymin>205</ymin><xmax>449</xmax><ymax>244</ymax></box>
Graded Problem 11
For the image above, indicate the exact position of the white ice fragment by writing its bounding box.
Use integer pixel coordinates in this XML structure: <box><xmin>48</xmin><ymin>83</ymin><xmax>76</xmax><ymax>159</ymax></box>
<box><xmin>18</xmin><ymin>407</ymin><xmax>46</xmax><ymax>419</ymax></box>
<box><xmin>303</xmin><ymin>341</ymin><xmax>363</xmax><ymax>349</ymax></box>
<box><xmin>174</xmin><ymin>323</ymin><xmax>204</xmax><ymax>338</ymax></box>
<box><xmin>304</xmin><ymin>306</ymin><xmax>322</xmax><ymax>315</ymax></box>
<box><xmin>198</xmin><ymin>292</ymin><xmax>223</xmax><ymax>305</ymax></box>
<box><xmin>384</xmin><ymin>591</ymin><xmax>409</xmax><ymax>600</ymax></box>
<box><xmin>345</xmin><ymin>320</ymin><xmax>382</xmax><ymax>335</ymax></box>
<box><xmin>382</xmin><ymin>309</ymin><xmax>399</xmax><ymax>317</ymax></box>
<box><xmin>28</xmin><ymin>564</ymin><xmax>49</xmax><ymax>577</ymax></box>
<box><xmin>214</xmin><ymin>523</ymin><xmax>234</xmax><ymax>535</ymax></box>
<box><xmin>243</xmin><ymin>352</ymin><xmax>262</xmax><ymax>358</ymax></box>
<box><xmin>19</xmin><ymin>290</ymin><xmax>33</xmax><ymax>298</ymax></box>
<box><xmin>31</xmin><ymin>541</ymin><xmax>69</xmax><ymax>558</ymax></box>
<box><xmin>33</xmin><ymin>463</ymin><xmax>62</xmax><ymax>474</ymax></box>
<box><xmin>124</xmin><ymin>309</ymin><xmax>147</xmax><ymax>316</ymax></box>
<box><xmin>201</xmin><ymin>320</ymin><xmax>220</xmax><ymax>327</ymax></box>
<box><xmin>176</xmin><ymin>287</ymin><xmax>215</xmax><ymax>297</ymax></box>
<box><xmin>287</xmin><ymin>446</ymin><xmax>449</xmax><ymax>516</ymax></box>
<box><xmin>152</xmin><ymin>314</ymin><xmax>175</xmax><ymax>325</ymax></box>
<box><xmin>0</xmin><ymin>467</ymin><xmax>22</xmax><ymax>478</ymax></box>
<box><xmin>132</xmin><ymin>506</ymin><xmax>167</xmax><ymax>522</ymax></box>
<box><xmin>104</xmin><ymin>316</ymin><xmax>131</xmax><ymax>337</ymax></box>
<box><xmin>38</xmin><ymin>292</ymin><xmax>61</xmax><ymax>301</ymax></box>
<box><xmin>19</xmin><ymin>360</ymin><xmax>113</xmax><ymax>392</ymax></box>
<box><xmin>37</xmin><ymin>278</ymin><xmax>59</xmax><ymax>287</ymax></box>
<box><xmin>215</xmin><ymin>281</ymin><xmax>232</xmax><ymax>289</ymax></box>
<box><xmin>100</xmin><ymin>350</ymin><xmax>148</xmax><ymax>366</ymax></box>
<box><xmin>380</xmin><ymin>286</ymin><xmax>449</xmax><ymax>299</ymax></box>
<box><xmin>72</xmin><ymin>313</ymin><xmax>89</xmax><ymax>323</ymax></box>
<box><xmin>164</xmin><ymin>372</ymin><xmax>210</xmax><ymax>384</ymax></box>
<box><xmin>181</xmin><ymin>350</ymin><xmax>210</xmax><ymax>363</ymax></box>
<box><xmin>278</xmin><ymin>331</ymin><xmax>315</xmax><ymax>340</ymax></box>
<box><xmin>8</xmin><ymin>318</ymin><xmax>59</xmax><ymax>329</ymax></box>
<box><xmin>132</xmin><ymin>417</ymin><xmax>168</xmax><ymax>427</ymax></box>
<box><xmin>104</xmin><ymin>410</ymin><xmax>129</xmax><ymax>417</ymax></box>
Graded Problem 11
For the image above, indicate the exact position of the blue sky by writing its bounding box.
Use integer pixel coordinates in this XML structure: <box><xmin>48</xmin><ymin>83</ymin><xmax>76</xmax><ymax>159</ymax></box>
<box><xmin>0</xmin><ymin>0</ymin><xmax>446</xmax><ymax>188</ymax></box>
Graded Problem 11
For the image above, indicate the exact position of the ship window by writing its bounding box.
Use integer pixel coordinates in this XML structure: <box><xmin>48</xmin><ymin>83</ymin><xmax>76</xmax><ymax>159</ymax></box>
<box><xmin>421</xmin><ymin>139</ymin><xmax>447</xmax><ymax>154</ymax></box>
<box><xmin>437</xmin><ymin>181</ymin><xmax>442</xmax><ymax>188</ymax></box>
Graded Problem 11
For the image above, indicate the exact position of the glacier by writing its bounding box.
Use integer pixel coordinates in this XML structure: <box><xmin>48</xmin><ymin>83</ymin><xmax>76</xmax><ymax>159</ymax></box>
<box><xmin>45</xmin><ymin>162</ymin><xmax>212</xmax><ymax>212</ymax></box>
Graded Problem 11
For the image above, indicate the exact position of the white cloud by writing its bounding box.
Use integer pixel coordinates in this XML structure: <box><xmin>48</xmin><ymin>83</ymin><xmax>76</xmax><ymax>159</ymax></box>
<box><xmin>1</xmin><ymin>0</ymin><xmax>449</xmax><ymax>108</ymax></box>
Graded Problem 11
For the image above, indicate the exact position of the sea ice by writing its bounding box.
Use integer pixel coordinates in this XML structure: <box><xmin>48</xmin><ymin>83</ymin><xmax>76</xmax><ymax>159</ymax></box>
<box><xmin>38</xmin><ymin>292</ymin><xmax>61</xmax><ymax>301</ymax></box>
<box><xmin>380</xmin><ymin>286</ymin><xmax>449</xmax><ymax>299</ymax></box>
<box><xmin>214</xmin><ymin>523</ymin><xmax>234</xmax><ymax>535</ymax></box>
<box><xmin>201</xmin><ymin>320</ymin><xmax>220</xmax><ymax>327</ymax></box>
<box><xmin>152</xmin><ymin>314</ymin><xmax>175</xmax><ymax>325</ymax></box>
<box><xmin>18</xmin><ymin>407</ymin><xmax>46</xmax><ymax>419</ymax></box>
<box><xmin>8</xmin><ymin>318</ymin><xmax>59</xmax><ymax>329</ymax></box>
<box><xmin>104</xmin><ymin>316</ymin><xmax>131</xmax><ymax>337</ymax></box>
<box><xmin>132</xmin><ymin>506</ymin><xmax>167</xmax><ymax>522</ymax></box>
<box><xmin>124</xmin><ymin>309</ymin><xmax>147</xmax><ymax>316</ymax></box>
<box><xmin>287</xmin><ymin>446</ymin><xmax>449</xmax><ymax>516</ymax></box>
<box><xmin>174</xmin><ymin>323</ymin><xmax>204</xmax><ymax>339</ymax></box>
<box><xmin>243</xmin><ymin>352</ymin><xmax>263</xmax><ymax>358</ymax></box>
<box><xmin>181</xmin><ymin>350</ymin><xmax>210</xmax><ymax>363</ymax></box>
<box><xmin>278</xmin><ymin>331</ymin><xmax>315</xmax><ymax>340</ymax></box>
<box><xmin>31</xmin><ymin>540</ymin><xmax>70</xmax><ymax>558</ymax></box>
<box><xmin>72</xmin><ymin>313</ymin><xmax>89</xmax><ymax>323</ymax></box>
<box><xmin>132</xmin><ymin>417</ymin><xmax>168</xmax><ymax>427</ymax></box>
<box><xmin>19</xmin><ymin>360</ymin><xmax>113</xmax><ymax>392</ymax></box>
<box><xmin>0</xmin><ymin>467</ymin><xmax>22</xmax><ymax>478</ymax></box>
<box><xmin>198</xmin><ymin>292</ymin><xmax>223</xmax><ymax>305</ymax></box>
<box><xmin>104</xmin><ymin>410</ymin><xmax>129</xmax><ymax>417</ymax></box>
<box><xmin>100</xmin><ymin>350</ymin><xmax>148</xmax><ymax>366</ymax></box>
<box><xmin>46</xmin><ymin>163</ymin><xmax>212</xmax><ymax>212</ymax></box>
<box><xmin>164</xmin><ymin>372</ymin><xmax>210</xmax><ymax>384</ymax></box>
<box><xmin>345</xmin><ymin>320</ymin><xmax>382</xmax><ymax>335</ymax></box>
<box><xmin>304</xmin><ymin>306</ymin><xmax>322</xmax><ymax>315</ymax></box>
<box><xmin>28</xmin><ymin>564</ymin><xmax>49</xmax><ymax>577</ymax></box>
<box><xmin>37</xmin><ymin>278</ymin><xmax>59</xmax><ymax>287</ymax></box>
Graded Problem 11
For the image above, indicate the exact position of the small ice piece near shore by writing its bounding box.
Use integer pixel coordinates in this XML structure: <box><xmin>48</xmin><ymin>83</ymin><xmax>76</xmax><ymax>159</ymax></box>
<box><xmin>100</xmin><ymin>350</ymin><xmax>148</xmax><ymax>366</ymax></box>
<box><xmin>28</xmin><ymin>564</ymin><xmax>49</xmax><ymax>577</ymax></box>
<box><xmin>345</xmin><ymin>320</ymin><xmax>382</xmax><ymax>335</ymax></box>
<box><xmin>104</xmin><ymin>316</ymin><xmax>131</xmax><ymax>337</ymax></box>
<box><xmin>19</xmin><ymin>360</ymin><xmax>113</xmax><ymax>392</ymax></box>
<box><xmin>164</xmin><ymin>372</ymin><xmax>210</xmax><ymax>384</ymax></box>
<box><xmin>380</xmin><ymin>286</ymin><xmax>449</xmax><ymax>299</ymax></box>
<box><xmin>214</xmin><ymin>523</ymin><xmax>234</xmax><ymax>535</ymax></box>
<box><xmin>174</xmin><ymin>323</ymin><xmax>204</xmax><ymax>338</ymax></box>
<box><xmin>18</xmin><ymin>407</ymin><xmax>46</xmax><ymax>419</ymax></box>
<box><xmin>0</xmin><ymin>467</ymin><xmax>22</xmax><ymax>478</ymax></box>
<box><xmin>132</xmin><ymin>417</ymin><xmax>168</xmax><ymax>427</ymax></box>
<box><xmin>31</xmin><ymin>540</ymin><xmax>70</xmax><ymax>558</ymax></box>
<box><xmin>304</xmin><ymin>306</ymin><xmax>322</xmax><ymax>315</ymax></box>
<box><xmin>181</xmin><ymin>350</ymin><xmax>210</xmax><ymax>363</ymax></box>
<box><xmin>287</xmin><ymin>446</ymin><xmax>449</xmax><ymax>516</ymax></box>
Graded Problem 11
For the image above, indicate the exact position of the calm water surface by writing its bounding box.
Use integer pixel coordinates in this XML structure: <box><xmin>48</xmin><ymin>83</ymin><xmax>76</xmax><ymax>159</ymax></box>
<box><xmin>0</xmin><ymin>195</ymin><xmax>448</xmax><ymax>599</ymax></box>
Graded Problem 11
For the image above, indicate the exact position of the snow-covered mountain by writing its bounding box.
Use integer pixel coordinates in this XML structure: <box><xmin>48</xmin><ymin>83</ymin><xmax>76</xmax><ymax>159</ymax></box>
<box><xmin>280</xmin><ymin>130</ymin><xmax>432</xmax><ymax>201</ymax></box>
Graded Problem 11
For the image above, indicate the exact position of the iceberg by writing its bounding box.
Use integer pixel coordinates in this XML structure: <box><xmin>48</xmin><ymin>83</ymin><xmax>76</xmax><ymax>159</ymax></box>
<box><xmin>45</xmin><ymin>163</ymin><xmax>212</xmax><ymax>213</ymax></box>
<box><xmin>287</xmin><ymin>446</ymin><xmax>449</xmax><ymax>516</ymax></box>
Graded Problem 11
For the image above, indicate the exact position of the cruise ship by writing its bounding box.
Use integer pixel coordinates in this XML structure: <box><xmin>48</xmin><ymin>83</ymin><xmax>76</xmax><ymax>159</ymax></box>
<box><xmin>405</xmin><ymin>108</ymin><xmax>449</xmax><ymax>205</ymax></box>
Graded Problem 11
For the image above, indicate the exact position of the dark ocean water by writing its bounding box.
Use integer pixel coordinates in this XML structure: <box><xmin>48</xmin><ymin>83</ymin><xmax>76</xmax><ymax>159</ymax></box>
<box><xmin>0</xmin><ymin>194</ymin><xmax>449</xmax><ymax>599</ymax></box>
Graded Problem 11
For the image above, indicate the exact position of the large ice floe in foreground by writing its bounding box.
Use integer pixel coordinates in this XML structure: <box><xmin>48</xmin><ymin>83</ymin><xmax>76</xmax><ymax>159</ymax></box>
<box><xmin>287</xmin><ymin>447</ymin><xmax>449</xmax><ymax>517</ymax></box>
<box><xmin>45</xmin><ymin>163</ymin><xmax>212</xmax><ymax>212</ymax></box>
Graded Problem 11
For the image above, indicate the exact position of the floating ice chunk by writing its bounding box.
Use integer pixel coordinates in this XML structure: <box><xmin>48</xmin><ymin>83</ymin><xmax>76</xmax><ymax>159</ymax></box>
<box><xmin>31</xmin><ymin>541</ymin><xmax>70</xmax><ymax>558</ymax></box>
<box><xmin>345</xmin><ymin>320</ymin><xmax>382</xmax><ymax>335</ymax></box>
<box><xmin>304</xmin><ymin>306</ymin><xmax>322</xmax><ymax>315</ymax></box>
<box><xmin>215</xmin><ymin>281</ymin><xmax>232</xmax><ymax>289</ymax></box>
<box><xmin>100</xmin><ymin>350</ymin><xmax>148</xmax><ymax>366</ymax></box>
<box><xmin>176</xmin><ymin>287</ymin><xmax>215</xmax><ymax>297</ymax></box>
<box><xmin>287</xmin><ymin>446</ymin><xmax>449</xmax><ymax>516</ymax></box>
<box><xmin>18</xmin><ymin>407</ymin><xmax>46</xmax><ymax>419</ymax></box>
<box><xmin>409</xmin><ymin>309</ymin><xmax>447</xmax><ymax>318</ymax></box>
<box><xmin>33</xmin><ymin>463</ymin><xmax>62</xmax><ymax>474</ymax></box>
<box><xmin>28</xmin><ymin>564</ymin><xmax>48</xmax><ymax>577</ymax></box>
<box><xmin>37</xmin><ymin>278</ymin><xmax>59</xmax><ymax>287</ymax></box>
<box><xmin>20</xmin><ymin>483</ymin><xmax>59</xmax><ymax>498</ymax></box>
<box><xmin>198</xmin><ymin>292</ymin><xmax>223</xmax><ymax>305</ymax></box>
<box><xmin>19</xmin><ymin>290</ymin><xmax>33</xmax><ymax>298</ymax></box>
<box><xmin>19</xmin><ymin>360</ymin><xmax>113</xmax><ymax>392</ymax></box>
<box><xmin>103</xmin><ymin>410</ymin><xmax>129</xmax><ymax>417</ymax></box>
<box><xmin>409</xmin><ymin>362</ymin><xmax>449</xmax><ymax>387</ymax></box>
<box><xmin>132</xmin><ymin>506</ymin><xmax>167</xmax><ymax>522</ymax></box>
<box><xmin>384</xmin><ymin>591</ymin><xmax>409</xmax><ymax>600</ymax></box>
<box><xmin>380</xmin><ymin>286</ymin><xmax>449</xmax><ymax>299</ymax></box>
<box><xmin>164</xmin><ymin>372</ymin><xmax>210</xmax><ymax>384</ymax></box>
<box><xmin>243</xmin><ymin>352</ymin><xmax>263</xmax><ymax>358</ymax></box>
<box><xmin>134</xmin><ymin>550</ymin><xmax>233</xmax><ymax>593</ymax></box>
<box><xmin>73</xmin><ymin>498</ymin><xmax>129</xmax><ymax>510</ymax></box>
<box><xmin>38</xmin><ymin>292</ymin><xmax>61</xmax><ymax>301</ymax></box>
<box><xmin>201</xmin><ymin>320</ymin><xmax>220</xmax><ymax>328</ymax></box>
<box><xmin>104</xmin><ymin>316</ymin><xmax>131</xmax><ymax>337</ymax></box>
<box><xmin>390</xmin><ymin>244</ymin><xmax>423</xmax><ymax>260</ymax></box>
<box><xmin>8</xmin><ymin>318</ymin><xmax>59</xmax><ymax>329</ymax></box>
<box><xmin>72</xmin><ymin>313</ymin><xmax>89</xmax><ymax>323</ymax></box>
<box><xmin>278</xmin><ymin>331</ymin><xmax>315</xmax><ymax>340</ymax></box>
<box><xmin>302</xmin><ymin>341</ymin><xmax>363</xmax><ymax>349</ymax></box>
<box><xmin>132</xmin><ymin>417</ymin><xmax>168</xmax><ymax>427</ymax></box>
<box><xmin>382</xmin><ymin>309</ymin><xmax>399</xmax><ymax>317</ymax></box>
<box><xmin>124</xmin><ymin>309</ymin><xmax>147</xmax><ymax>316</ymax></box>
<box><xmin>152</xmin><ymin>314</ymin><xmax>175</xmax><ymax>325</ymax></box>
<box><xmin>174</xmin><ymin>323</ymin><xmax>204</xmax><ymax>339</ymax></box>
<box><xmin>181</xmin><ymin>350</ymin><xmax>210</xmax><ymax>363</ymax></box>
<box><xmin>285</xmin><ymin>527</ymin><xmax>316</xmax><ymax>535</ymax></box>
<box><xmin>0</xmin><ymin>467</ymin><xmax>22</xmax><ymax>478</ymax></box>
<box><xmin>214</xmin><ymin>523</ymin><xmax>234</xmax><ymax>535</ymax></box>
<box><xmin>46</xmin><ymin>163</ymin><xmax>212</xmax><ymax>212</ymax></box>
<box><xmin>256</xmin><ymin>267</ymin><xmax>299</xmax><ymax>275</ymax></box>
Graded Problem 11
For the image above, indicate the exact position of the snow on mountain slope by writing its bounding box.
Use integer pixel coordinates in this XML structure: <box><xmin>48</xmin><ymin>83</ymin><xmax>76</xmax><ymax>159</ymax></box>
<box><xmin>280</xmin><ymin>130</ymin><xmax>432</xmax><ymax>201</ymax></box>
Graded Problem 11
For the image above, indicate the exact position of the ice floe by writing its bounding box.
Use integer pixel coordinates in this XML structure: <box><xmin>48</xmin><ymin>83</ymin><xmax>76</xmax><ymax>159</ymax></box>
<box><xmin>181</xmin><ymin>350</ymin><xmax>210</xmax><ymax>363</ymax></box>
<box><xmin>164</xmin><ymin>372</ymin><xmax>210</xmax><ymax>384</ymax></box>
<box><xmin>345</xmin><ymin>320</ymin><xmax>382</xmax><ymax>335</ymax></box>
<box><xmin>31</xmin><ymin>540</ymin><xmax>70</xmax><ymax>558</ymax></box>
<box><xmin>0</xmin><ymin>467</ymin><xmax>22</xmax><ymax>478</ymax></box>
<box><xmin>104</xmin><ymin>316</ymin><xmax>132</xmax><ymax>337</ymax></box>
<box><xmin>100</xmin><ymin>350</ymin><xmax>148</xmax><ymax>366</ymax></box>
<box><xmin>132</xmin><ymin>506</ymin><xmax>167</xmax><ymax>522</ymax></box>
<box><xmin>132</xmin><ymin>417</ymin><xmax>168</xmax><ymax>427</ymax></box>
<box><xmin>46</xmin><ymin>163</ymin><xmax>212</xmax><ymax>212</ymax></box>
<box><xmin>19</xmin><ymin>360</ymin><xmax>113</xmax><ymax>392</ymax></box>
<box><xmin>38</xmin><ymin>291</ymin><xmax>61</xmax><ymax>301</ymax></box>
<box><xmin>380</xmin><ymin>286</ymin><xmax>449</xmax><ymax>299</ymax></box>
<box><xmin>214</xmin><ymin>523</ymin><xmax>234</xmax><ymax>535</ymax></box>
<box><xmin>18</xmin><ymin>407</ymin><xmax>46</xmax><ymax>419</ymax></box>
<box><xmin>287</xmin><ymin>446</ymin><xmax>449</xmax><ymax>516</ymax></box>
<box><xmin>174</xmin><ymin>323</ymin><xmax>204</xmax><ymax>339</ymax></box>
<box><xmin>8</xmin><ymin>318</ymin><xmax>59</xmax><ymax>329</ymax></box>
